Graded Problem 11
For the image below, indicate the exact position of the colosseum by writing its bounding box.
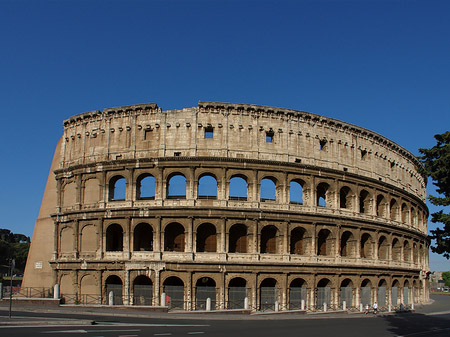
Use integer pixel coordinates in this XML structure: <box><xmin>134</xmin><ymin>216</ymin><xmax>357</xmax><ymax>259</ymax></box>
<box><xmin>23</xmin><ymin>101</ymin><xmax>430</xmax><ymax>312</ymax></box>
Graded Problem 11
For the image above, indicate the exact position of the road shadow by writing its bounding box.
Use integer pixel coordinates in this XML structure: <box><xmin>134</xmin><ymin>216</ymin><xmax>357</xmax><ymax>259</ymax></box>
<box><xmin>382</xmin><ymin>312</ymin><xmax>450</xmax><ymax>337</ymax></box>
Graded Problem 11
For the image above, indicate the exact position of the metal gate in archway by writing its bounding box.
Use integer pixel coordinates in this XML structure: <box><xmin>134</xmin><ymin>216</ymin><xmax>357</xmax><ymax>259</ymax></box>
<box><xmin>195</xmin><ymin>286</ymin><xmax>216</xmax><ymax>310</ymax></box>
<box><xmin>165</xmin><ymin>285</ymin><xmax>184</xmax><ymax>310</ymax></box>
<box><xmin>106</xmin><ymin>284</ymin><xmax>123</xmax><ymax>305</ymax></box>
<box><xmin>289</xmin><ymin>287</ymin><xmax>307</xmax><ymax>310</ymax></box>
<box><xmin>403</xmin><ymin>287</ymin><xmax>409</xmax><ymax>305</ymax></box>
<box><xmin>378</xmin><ymin>286</ymin><xmax>386</xmax><ymax>307</ymax></box>
<box><xmin>340</xmin><ymin>287</ymin><xmax>353</xmax><ymax>308</ymax></box>
<box><xmin>316</xmin><ymin>287</ymin><xmax>331</xmax><ymax>309</ymax></box>
<box><xmin>392</xmin><ymin>287</ymin><xmax>398</xmax><ymax>306</ymax></box>
<box><xmin>361</xmin><ymin>287</ymin><xmax>371</xmax><ymax>306</ymax></box>
<box><xmin>228</xmin><ymin>287</ymin><xmax>247</xmax><ymax>309</ymax></box>
<box><xmin>133</xmin><ymin>285</ymin><xmax>153</xmax><ymax>305</ymax></box>
<box><xmin>260</xmin><ymin>286</ymin><xmax>276</xmax><ymax>311</ymax></box>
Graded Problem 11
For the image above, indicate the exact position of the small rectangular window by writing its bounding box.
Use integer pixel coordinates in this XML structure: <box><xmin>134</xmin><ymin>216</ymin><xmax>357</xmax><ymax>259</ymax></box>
<box><xmin>204</xmin><ymin>126</ymin><xmax>214</xmax><ymax>139</ymax></box>
<box><xmin>266</xmin><ymin>131</ymin><xmax>274</xmax><ymax>143</ymax></box>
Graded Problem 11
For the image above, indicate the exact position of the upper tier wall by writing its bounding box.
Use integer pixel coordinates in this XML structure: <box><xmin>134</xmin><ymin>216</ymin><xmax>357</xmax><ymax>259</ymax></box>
<box><xmin>61</xmin><ymin>102</ymin><xmax>426</xmax><ymax>200</ymax></box>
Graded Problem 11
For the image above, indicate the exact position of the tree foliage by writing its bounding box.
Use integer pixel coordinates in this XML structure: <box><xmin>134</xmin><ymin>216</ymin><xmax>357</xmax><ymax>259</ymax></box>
<box><xmin>442</xmin><ymin>272</ymin><xmax>450</xmax><ymax>287</ymax></box>
<box><xmin>0</xmin><ymin>228</ymin><xmax>30</xmax><ymax>273</ymax></box>
<box><xmin>419</xmin><ymin>131</ymin><xmax>450</xmax><ymax>259</ymax></box>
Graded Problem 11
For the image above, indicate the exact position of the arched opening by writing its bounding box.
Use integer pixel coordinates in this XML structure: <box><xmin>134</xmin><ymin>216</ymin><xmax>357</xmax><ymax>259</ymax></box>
<box><xmin>390</xmin><ymin>199</ymin><xmax>399</xmax><ymax>221</ymax></box>
<box><xmin>340</xmin><ymin>231</ymin><xmax>356</xmax><ymax>257</ymax></box>
<box><xmin>106</xmin><ymin>224</ymin><xmax>123</xmax><ymax>252</ymax></box>
<box><xmin>195</xmin><ymin>277</ymin><xmax>216</xmax><ymax>310</ymax></box>
<box><xmin>198</xmin><ymin>174</ymin><xmax>217</xmax><ymax>199</ymax></box>
<box><xmin>413</xmin><ymin>243</ymin><xmax>419</xmax><ymax>264</ymax></box>
<box><xmin>316</xmin><ymin>278</ymin><xmax>331</xmax><ymax>309</ymax></box>
<box><xmin>376</xmin><ymin>195</ymin><xmax>386</xmax><ymax>217</ymax></box>
<box><xmin>136</xmin><ymin>174</ymin><xmax>155</xmax><ymax>199</ymax></box>
<box><xmin>378</xmin><ymin>279</ymin><xmax>387</xmax><ymax>307</ymax></box>
<box><xmin>391</xmin><ymin>280</ymin><xmax>400</xmax><ymax>306</ymax></box>
<box><xmin>229</xmin><ymin>224</ymin><xmax>247</xmax><ymax>253</ymax></box>
<box><xmin>403</xmin><ymin>280</ymin><xmax>410</xmax><ymax>305</ymax></box>
<box><xmin>163</xmin><ymin>276</ymin><xmax>184</xmax><ymax>310</ymax></box>
<box><xmin>340</xmin><ymin>279</ymin><xmax>353</xmax><ymax>308</ymax></box>
<box><xmin>167</xmin><ymin>173</ymin><xmax>186</xmax><ymax>199</ymax></box>
<box><xmin>339</xmin><ymin>186</ymin><xmax>352</xmax><ymax>209</ymax></box>
<box><xmin>289</xmin><ymin>179</ymin><xmax>304</xmax><ymax>204</ymax></box>
<box><xmin>290</xmin><ymin>227</ymin><xmax>306</xmax><ymax>255</ymax></box>
<box><xmin>411</xmin><ymin>208</ymin><xmax>417</xmax><ymax>227</ymax></box>
<box><xmin>164</xmin><ymin>223</ymin><xmax>185</xmax><ymax>252</ymax></box>
<box><xmin>196</xmin><ymin>223</ymin><xmax>217</xmax><ymax>252</ymax></box>
<box><xmin>392</xmin><ymin>238</ymin><xmax>402</xmax><ymax>261</ymax></box>
<box><xmin>260</xmin><ymin>278</ymin><xmax>277</xmax><ymax>311</ymax></box>
<box><xmin>378</xmin><ymin>236</ymin><xmax>389</xmax><ymax>260</ymax></box>
<box><xmin>228</xmin><ymin>277</ymin><xmax>247</xmax><ymax>309</ymax></box>
<box><xmin>260</xmin><ymin>225</ymin><xmax>278</xmax><ymax>254</ymax></box>
<box><xmin>317</xmin><ymin>229</ymin><xmax>333</xmax><ymax>256</ymax></box>
<box><xmin>260</xmin><ymin>177</ymin><xmax>277</xmax><ymax>202</ymax></box>
<box><xmin>105</xmin><ymin>275</ymin><xmax>123</xmax><ymax>305</ymax></box>
<box><xmin>403</xmin><ymin>241</ymin><xmax>411</xmax><ymax>262</ymax></box>
<box><xmin>109</xmin><ymin>176</ymin><xmax>126</xmax><ymax>201</ymax></box>
<box><xmin>317</xmin><ymin>183</ymin><xmax>329</xmax><ymax>207</ymax></box>
<box><xmin>133</xmin><ymin>223</ymin><xmax>153</xmax><ymax>251</ymax></box>
<box><xmin>229</xmin><ymin>175</ymin><xmax>248</xmax><ymax>201</ymax></box>
<box><xmin>361</xmin><ymin>279</ymin><xmax>372</xmax><ymax>307</ymax></box>
<box><xmin>401</xmin><ymin>203</ymin><xmax>408</xmax><ymax>223</ymax></box>
<box><xmin>360</xmin><ymin>233</ymin><xmax>373</xmax><ymax>259</ymax></box>
<box><xmin>133</xmin><ymin>275</ymin><xmax>153</xmax><ymax>305</ymax></box>
<box><xmin>289</xmin><ymin>278</ymin><xmax>307</xmax><ymax>310</ymax></box>
<box><xmin>359</xmin><ymin>190</ymin><xmax>370</xmax><ymax>214</ymax></box>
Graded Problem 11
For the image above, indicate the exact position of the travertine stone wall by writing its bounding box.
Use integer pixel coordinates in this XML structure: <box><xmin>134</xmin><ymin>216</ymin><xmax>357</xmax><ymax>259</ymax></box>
<box><xmin>23</xmin><ymin>102</ymin><xmax>430</xmax><ymax>311</ymax></box>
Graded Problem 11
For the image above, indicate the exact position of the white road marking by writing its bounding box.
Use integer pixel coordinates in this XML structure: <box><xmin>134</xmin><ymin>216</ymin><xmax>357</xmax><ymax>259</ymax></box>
<box><xmin>42</xmin><ymin>329</ymin><xmax>141</xmax><ymax>334</ymax></box>
<box><xmin>154</xmin><ymin>334</ymin><xmax>172</xmax><ymax>336</ymax></box>
<box><xmin>188</xmin><ymin>332</ymin><xmax>205</xmax><ymax>335</ymax></box>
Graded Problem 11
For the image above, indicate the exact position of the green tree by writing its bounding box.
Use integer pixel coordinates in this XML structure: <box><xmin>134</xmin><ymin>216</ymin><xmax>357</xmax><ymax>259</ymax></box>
<box><xmin>0</xmin><ymin>228</ymin><xmax>30</xmax><ymax>273</ymax></box>
<box><xmin>442</xmin><ymin>272</ymin><xmax>450</xmax><ymax>288</ymax></box>
<box><xmin>419</xmin><ymin>131</ymin><xmax>450</xmax><ymax>258</ymax></box>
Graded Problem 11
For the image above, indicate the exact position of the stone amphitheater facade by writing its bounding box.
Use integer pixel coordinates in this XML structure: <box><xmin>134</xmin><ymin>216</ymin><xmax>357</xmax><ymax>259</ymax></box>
<box><xmin>23</xmin><ymin>102</ymin><xmax>430</xmax><ymax>311</ymax></box>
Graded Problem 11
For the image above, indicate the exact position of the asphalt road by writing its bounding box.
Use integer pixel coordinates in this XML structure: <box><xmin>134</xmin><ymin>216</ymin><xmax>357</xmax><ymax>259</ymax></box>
<box><xmin>1</xmin><ymin>295</ymin><xmax>449</xmax><ymax>337</ymax></box>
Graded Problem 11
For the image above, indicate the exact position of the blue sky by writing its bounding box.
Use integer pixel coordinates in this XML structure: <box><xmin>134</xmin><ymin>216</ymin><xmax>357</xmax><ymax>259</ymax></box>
<box><xmin>1</xmin><ymin>0</ymin><xmax>449</xmax><ymax>271</ymax></box>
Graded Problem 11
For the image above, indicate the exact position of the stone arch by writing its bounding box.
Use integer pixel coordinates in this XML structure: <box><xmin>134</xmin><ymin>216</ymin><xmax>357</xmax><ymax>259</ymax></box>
<box><xmin>59</xmin><ymin>226</ymin><xmax>73</xmax><ymax>253</ymax></box>
<box><xmin>105</xmin><ymin>275</ymin><xmax>123</xmax><ymax>305</ymax></box>
<box><xmin>83</xmin><ymin>178</ymin><xmax>100</xmax><ymax>205</ymax></box>
<box><xmin>167</xmin><ymin>172</ymin><xmax>187</xmax><ymax>199</ymax></box>
<box><xmin>317</xmin><ymin>182</ymin><xmax>329</xmax><ymax>207</ymax></box>
<box><xmin>289</xmin><ymin>278</ymin><xmax>307</xmax><ymax>310</ymax></box>
<box><xmin>60</xmin><ymin>273</ymin><xmax>74</xmax><ymax>296</ymax></box>
<box><xmin>260</xmin><ymin>225</ymin><xmax>278</xmax><ymax>254</ymax></box>
<box><xmin>80</xmin><ymin>274</ymin><xmax>98</xmax><ymax>298</ymax></box>
<box><xmin>401</xmin><ymin>203</ymin><xmax>409</xmax><ymax>224</ymax></box>
<box><xmin>376</xmin><ymin>194</ymin><xmax>387</xmax><ymax>217</ymax></box>
<box><xmin>229</xmin><ymin>175</ymin><xmax>248</xmax><ymax>200</ymax></box>
<box><xmin>62</xmin><ymin>181</ymin><xmax>77</xmax><ymax>208</ymax></box>
<box><xmin>360</xmin><ymin>232</ymin><xmax>374</xmax><ymax>259</ymax></box>
<box><xmin>339</xmin><ymin>186</ymin><xmax>354</xmax><ymax>210</ymax></box>
<box><xmin>359</xmin><ymin>189</ymin><xmax>370</xmax><ymax>214</ymax></box>
<box><xmin>411</xmin><ymin>207</ymin><xmax>417</xmax><ymax>227</ymax></box>
<box><xmin>289</xmin><ymin>179</ymin><xmax>305</xmax><ymax>204</ymax></box>
<box><xmin>108</xmin><ymin>175</ymin><xmax>126</xmax><ymax>201</ymax></box>
<box><xmin>340</xmin><ymin>278</ymin><xmax>354</xmax><ymax>308</ymax></box>
<box><xmin>133</xmin><ymin>223</ymin><xmax>153</xmax><ymax>251</ymax></box>
<box><xmin>360</xmin><ymin>279</ymin><xmax>372</xmax><ymax>306</ymax></box>
<box><xmin>378</xmin><ymin>279</ymin><xmax>388</xmax><ymax>307</ymax></box>
<box><xmin>260</xmin><ymin>176</ymin><xmax>277</xmax><ymax>201</ymax></box>
<box><xmin>228</xmin><ymin>277</ymin><xmax>247</xmax><ymax>309</ymax></box>
<box><xmin>391</xmin><ymin>279</ymin><xmax>401</xmax><ymax>306</ymax></box>
<box><xmin>105</xmin><ymin>223</ymin><xmax>123</xmax><ymax>252</ymax></box>
<box><xmin>163</xmin><ymin>276</ymin><xmax>185</xmax><ymax>309</ymax></box>
<box><xmin>133</xmin><ymin>275</ymin><xmax>153</xmax><ymax>305</ymax></box>
<box><xmin>378</xmin><ymin>235</ymin><xmax>389</xmax><ymax>260</ymax></box>
<box><xmin>198</xmin><ymin>173</ymin><xmax>218</xmax><ymax>199</ymax></box>
<box><xmin>403</xmin><ymin>279</ymin><xmax>411</xmax><ymax>305</ymax></box>
<box><xmin>340</xmin><ymin>230</ymin><xmax>356</xmax><ymax>257</ymax></box>
<box><xmin>229</xmin><ymin>223</ymin><xmax>247</xmax><ymax>253</ymax></box>
<box><xmin>403</xmin><ymin>240</ymin><xmax>411</xmax><ymax>262</ymax></box>
<box><xmin>195</xmin><ymin>277</ymin><xmax>216</xmax><ymax>310</ymax></box>
<box><xmin>316</xmin><ymin>278</ymin><xmax>332</xmax><ymax>309</ymax></box>
<box><xmin>317</xmin><ymin>228</ymin><xmax>333</xmax><ymax>256</ymax></box>
<box><xmin>392</xmin><ymin>238</ymin><xmax>402</xmax><ymax>261</ymax></box>
<box><xmin>290</xmin><ymin>227</ymin><xmax>307</xmax><ymax>255</ymax></box>
<box><xmin>413</xmin><ymin>242</ymin><xmax>419</xmax><ymax>264</ymax></box>
<box><xmin>260</xmin><ymin>278</ymin><xmax>278</xmax><ymax>311</ymax></box>
<box><xmin>136</xmin><ymin>173</ymin><xmax>156</xmax><ymax>199</ymax></box>
<box><xmin>196</xmin><ymin>223</ymin><xmax>217</xmax><ymax>252</ymax></box>
<box><xmin>390</xmin><ymin>199</ymin><xmax>400</xmax><ymax>221</ymax></box>
<box><xmin>80</xmin><ymin>224</ymin><xmax>97</xmax><ymax>253</ymax></box>
<box><xmin>164</xmin><ymin>222</ymin><xmax>185</xmax><ymax>252</ymax></box>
